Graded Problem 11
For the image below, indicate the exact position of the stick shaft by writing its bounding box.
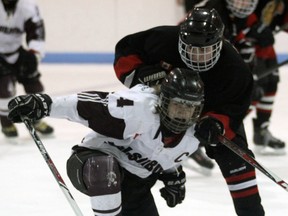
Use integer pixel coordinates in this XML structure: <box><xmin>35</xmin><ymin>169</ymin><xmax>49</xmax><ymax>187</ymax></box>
<box><xmin>23</xmin><ymin>118</ymin><xmax>84</xmax><ymax>216</ymax></box>
<box><xmin>218</xmin><ymin>134</ymin><xmax>288</xmax><ymax>192</ymax></box>
<box><xmin>255</xmin><ymin>59</ymin><xmax>288</xmax><ymax>80</ymax></box>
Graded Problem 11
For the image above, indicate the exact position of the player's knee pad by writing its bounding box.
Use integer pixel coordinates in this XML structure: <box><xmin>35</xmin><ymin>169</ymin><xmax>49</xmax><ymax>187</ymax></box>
<box><xmin>67</xmin><ymin>145</ymin><xmax>122</xmax><ymax>197</ymax></box>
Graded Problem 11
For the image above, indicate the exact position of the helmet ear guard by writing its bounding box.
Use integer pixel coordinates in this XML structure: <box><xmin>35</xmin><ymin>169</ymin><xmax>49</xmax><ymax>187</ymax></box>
<box><xmin>178</xmin><ymin>8</ymin><xmax>224</xmax><ymax>72</ymax></box>
<box><xmin>158</xmin><ymin>68</ymin><xmax>204</xmax><ymax>134</ymax></box>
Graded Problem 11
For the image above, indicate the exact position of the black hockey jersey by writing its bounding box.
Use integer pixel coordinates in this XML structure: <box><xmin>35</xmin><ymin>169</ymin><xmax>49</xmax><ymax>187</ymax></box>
<box><xmin>114</xmin><ymin>26</ymin><xmax>253</xmax><ymax>139</ymax></box>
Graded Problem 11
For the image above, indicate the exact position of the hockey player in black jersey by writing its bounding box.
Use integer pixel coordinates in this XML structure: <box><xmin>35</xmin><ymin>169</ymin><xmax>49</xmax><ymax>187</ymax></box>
<box><xmin>9</xmin><ymin>68</ymin><xmax>210</xmax><ymax>215</ymax></box>
<box><xmin>0</xmin><ymin>0</ymin><xmax>53</xmax><ymax>138</ymax></box>
<box><xmin>182</xmin><ymin>0</ymin><xmax>286</xmax><ymax>155</ymax></box>
<box><xmin>113</xmin><ymin>7</ymin><xmax>265</xmax><ymax>216</ymax></box>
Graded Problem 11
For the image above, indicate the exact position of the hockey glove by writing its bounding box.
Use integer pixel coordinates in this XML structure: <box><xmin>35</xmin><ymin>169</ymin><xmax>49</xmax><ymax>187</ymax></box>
<box><xmin>158</xmin><ymin>167</ymin><xmax>186</xmax><ymax>207</ymax></box>
<box><xmin>246</xmin><ymin>22</ymin><xmax>274</xmax><ymax>47</ymax></box>
<box><xmin>194</xmin><ymin>116</ymin><xmax>224</xmax><ymax>146</ymax></box>
<box><xmin>8</xmin><ymin>94</ymin><xmax>52</xmax><ymax>123</ymax></box>
<box><xmin>132</xmin><ymin>65</ymin><xmax>167</xmax><ymax>87</ymax></box>
<box><xmin>234</xmin><ymin>39</ymin><xmax>256</xmax><ymax>67</ymax></box>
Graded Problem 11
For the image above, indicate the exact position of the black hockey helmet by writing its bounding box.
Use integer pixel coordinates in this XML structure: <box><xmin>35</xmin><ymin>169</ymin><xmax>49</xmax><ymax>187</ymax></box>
<box><xmin>179</xmin><ymin>7</ymin><xmax>224</xmax><ymax>72</ymax></box>
<box><xmin>158</xmin><ymin>68</ymin><xmax>204</xmax><ymax>134</ymax></box>
<box><xmin>225</xmin><ymin>0</ymin><xmax>259</xmax><ymax>18</ymax></box>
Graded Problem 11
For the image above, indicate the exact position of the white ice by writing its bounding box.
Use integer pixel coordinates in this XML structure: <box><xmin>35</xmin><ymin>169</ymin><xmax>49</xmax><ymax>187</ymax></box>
<box><xmin>0</xmin><ymin>64</ymin><xmax>287</xmax><ymax>216</ymax></box>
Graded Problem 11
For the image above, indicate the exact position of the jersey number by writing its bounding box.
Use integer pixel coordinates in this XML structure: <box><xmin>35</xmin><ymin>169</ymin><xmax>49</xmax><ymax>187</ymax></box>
<box><xmin>117</xmin><ymin>97</ymin><xmax>134</xmax><ymax>107</ymax></box>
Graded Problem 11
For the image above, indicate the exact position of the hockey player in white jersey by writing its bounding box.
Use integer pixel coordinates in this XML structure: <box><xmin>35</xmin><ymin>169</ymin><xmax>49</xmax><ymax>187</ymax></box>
<box><xmin>8</xmin><ymin>68</ymin><xmax>212</xmax><ymax>216</ymax></box>
<box><xmin>0</xmin><ymin>0</ymin><xmax>53</xmax><ymax>138</ymax></box>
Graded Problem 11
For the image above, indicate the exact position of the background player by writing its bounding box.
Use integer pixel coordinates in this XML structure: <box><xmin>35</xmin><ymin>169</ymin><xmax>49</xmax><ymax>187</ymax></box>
<box><xmin>0</xmin><ymin>0</ymin><xmax>53</xmax><ymax>138</ymax></box>
<box><xmin>177</xmin><ymin>0</ymin><xmax>286</xmax><ymax>155</ymax></box>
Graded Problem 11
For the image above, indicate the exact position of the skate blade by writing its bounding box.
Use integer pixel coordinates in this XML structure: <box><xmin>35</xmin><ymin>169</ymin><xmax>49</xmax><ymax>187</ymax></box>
<box><xmin>254</xmin><ymin>146</ymin><xmax>286</xmax><ymax>156</ymax></box>
<box><xmin>182</xmin><ymin>159</ymin><xmax>213</xmax><ymax>176</ymax></box>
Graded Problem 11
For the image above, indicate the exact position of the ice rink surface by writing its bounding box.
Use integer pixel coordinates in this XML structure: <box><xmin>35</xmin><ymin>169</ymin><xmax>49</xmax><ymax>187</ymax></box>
<box><xmin>0</xmin><ymin>64</ymin><xmax>287</xmax><ymax>216</ymax></box>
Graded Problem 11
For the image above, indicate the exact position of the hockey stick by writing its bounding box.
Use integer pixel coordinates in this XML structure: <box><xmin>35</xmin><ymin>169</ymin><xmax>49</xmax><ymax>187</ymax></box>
<box><xmin>253</xmin><ymin>58</ymin><xmax>288</xmax><ymax>80</ymax></box>
<box><xmin>22</xmin><ymin>117</ymin><xmax>84</xmax><ymax>216</ymax></box>
<box><xmin>273</xmin><ymin>23</ymin><xmax>288</xmax><ymax>35</ymax></box>
<box><xmin>217</xmin><ymin>134</ymin><xmax>288</xmax><ymax>192</ymax></box>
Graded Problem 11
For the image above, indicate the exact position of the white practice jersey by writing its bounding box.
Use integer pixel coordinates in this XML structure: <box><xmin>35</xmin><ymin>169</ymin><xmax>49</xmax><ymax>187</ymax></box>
<box><xmin>0</xmin><ymin>0</ymin><xmax>45</xmax><ymax>58</ymax></box>
<box><xmin>50</xmin><ymin>85</ymin><xmax>200</xmax><ymax>178</ymax></box>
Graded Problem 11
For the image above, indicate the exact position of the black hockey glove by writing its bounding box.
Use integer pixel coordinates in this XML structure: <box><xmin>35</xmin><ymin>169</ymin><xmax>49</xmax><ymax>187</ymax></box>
<box><xmin>8</xmin><ymin>94</ymin><xmax>52</xmax><ymax>123</ymax></box>
<box><xmin>246</xmin><ymin>22</ymin><xmax>274</xmax><ymax>47</ymax></box>
<box><xmin>158</xmin><ymin>167</ymin><xmax>186</xmax><ymax>208</ymax></box>
<box><xmin>194</xmin><ymin>116</ymin><xmax>224</xmax><ymax>146</ymax></box>
<box><xmin>131</xmin><ymin>65</ymin><xmax>167</xmax><ymax>87</ymax></box>
<box><xmin>234</xmin><ymin>39</ymin><xmax>256</xmax><ymax>69</ymax></box>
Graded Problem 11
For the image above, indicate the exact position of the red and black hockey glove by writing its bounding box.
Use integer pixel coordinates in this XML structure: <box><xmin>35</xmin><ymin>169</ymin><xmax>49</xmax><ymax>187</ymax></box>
<box><xmin>194</xmin><ymin>116</ymin><xmax>224</xmax><ymax>146</ymax></box>
<box><xmin>8</xmin><ymin>94</ymin><xmax>52</xmax><ymax>123</ymax></box>
<box><xmin>158</xmin><ymin>166</ymin><xmax>186</xmax><ymax>207</ymax></box>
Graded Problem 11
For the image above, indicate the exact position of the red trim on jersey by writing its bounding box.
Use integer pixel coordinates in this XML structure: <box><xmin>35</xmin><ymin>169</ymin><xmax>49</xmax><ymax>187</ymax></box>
<box><xmin>203</xmin><ymin>112</ymin><xmax>235</xmax><ymax>140</ymax></box>
<box><xmin>234</xmin><ymin>32</ymin><xmax>245</xmax><ymax>42</ymax></box>
<box><xmin>114</xmin><ymin>55</ymin><xmax>143</xmax><ymax>79</ymax></box>
<box><xmin>230</xmin><ymin>187</ymin><xmax>259</xmax><ymax>198</ymax></box>
<box><xmin>256</xmin><ymin>108</ymin><xmax>272</xmax><ymax>114</ymax></box>
<box><xmin>256</xmin><ymin>46</ymin><xmax>276</xmax><ymax>59</ymax></box>
<box><xmin>246</xmin><ymin>14</ymin><xmax>258</xmax><ymax>27</ymax></box>
<box><xmin>264</xmin><ymin>92</ymin><xmax>276</xmax><ymax>97</ymax></box>
<box><xmin>225</xmin><ymin>171</ymin><xmax>256</xmax><ymax>183</ymax></box>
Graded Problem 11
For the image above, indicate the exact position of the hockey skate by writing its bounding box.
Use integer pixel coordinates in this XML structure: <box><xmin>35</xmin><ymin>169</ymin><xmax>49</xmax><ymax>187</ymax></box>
<box><xmin>2</xmin><ymin>124</ymin><xmax>18</xmax><ymax>138</ymax></box>
<box><xmin>1</xmin><ymin>122</ymin><xmax>19</xmax><ymax>144</ymax></box>
<box><xmin>253</xmin><ymin>119</ymin><xmax>286</xmax><ymax>155</ymax></box>
<box><xmin>182</xmin><ymin>147</ymin><xmax>215</xmax><ymax>176</ymax></box>
<box><xmin>33</xmin><ymin>120</ymin><xmax>54</xmax><ymax>136</ymax></box>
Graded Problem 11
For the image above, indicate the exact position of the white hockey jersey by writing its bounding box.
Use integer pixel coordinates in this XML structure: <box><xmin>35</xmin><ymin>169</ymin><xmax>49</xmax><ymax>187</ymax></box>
<box><xmin>0</xmin><ymin>0</ymin><xmax>45</xmax><ymax>59</ymax></box>
<box><xmin>50</xmin><ymin>85</ymin><xmax>200</xmax><ymax>178</ymax></box>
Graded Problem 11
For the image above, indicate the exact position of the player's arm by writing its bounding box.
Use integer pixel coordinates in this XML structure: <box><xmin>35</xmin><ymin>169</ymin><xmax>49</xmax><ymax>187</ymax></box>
<box><xmin>24</xmin><ymin>4</ymin><xmax>45</xmax><ymax>61</ymax></box>
<box><xmin>7</xmin><ymin>90</ymin><xmax>147</xmax><ymax>139</ymax></box>
<box><xmin>114</xmin><ymin>32</ymin><xmax>167</xmax><ymax>88</ymax></box>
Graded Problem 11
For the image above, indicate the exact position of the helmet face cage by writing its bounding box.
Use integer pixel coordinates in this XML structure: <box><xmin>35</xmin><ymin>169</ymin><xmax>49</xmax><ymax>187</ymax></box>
<box><xmin>158</xmin><ymin>94</ymin><xmax>204</xmax><ymax>134</ymax></box>
<box><xmin>179</xmin><ymin>38</ymin><xmax>223</xmax><ymax>72</ymax></box>
<box><xmin>225</xmin><ymin>0</ymin><xmax>259</xmax><ymax>18</ymax></box>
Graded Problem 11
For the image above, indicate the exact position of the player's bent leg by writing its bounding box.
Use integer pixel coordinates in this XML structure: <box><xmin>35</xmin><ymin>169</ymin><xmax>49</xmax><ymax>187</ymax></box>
<box><xmin>253</xmin><ymin>78</ymin><xmax>285</xmax><ymax>155</ymax></box>
<box><xmin>67</xmin><ymin>146</ymin><xmax>122</xmax><ymax>216</ymax></box>
<box><xmin>0</xmin><ymin>75</ymin><xmax>17</xmax><ymax>138</ymax></box>
<box><xmin>208</xmin><ymin>135</ymin><xmax>265</xmax><ymax>216</ymax></box>
<box><xmin>121</xmin><ymin>170</ymin><xmax>159</xmax><ymax>216</ymax></box>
